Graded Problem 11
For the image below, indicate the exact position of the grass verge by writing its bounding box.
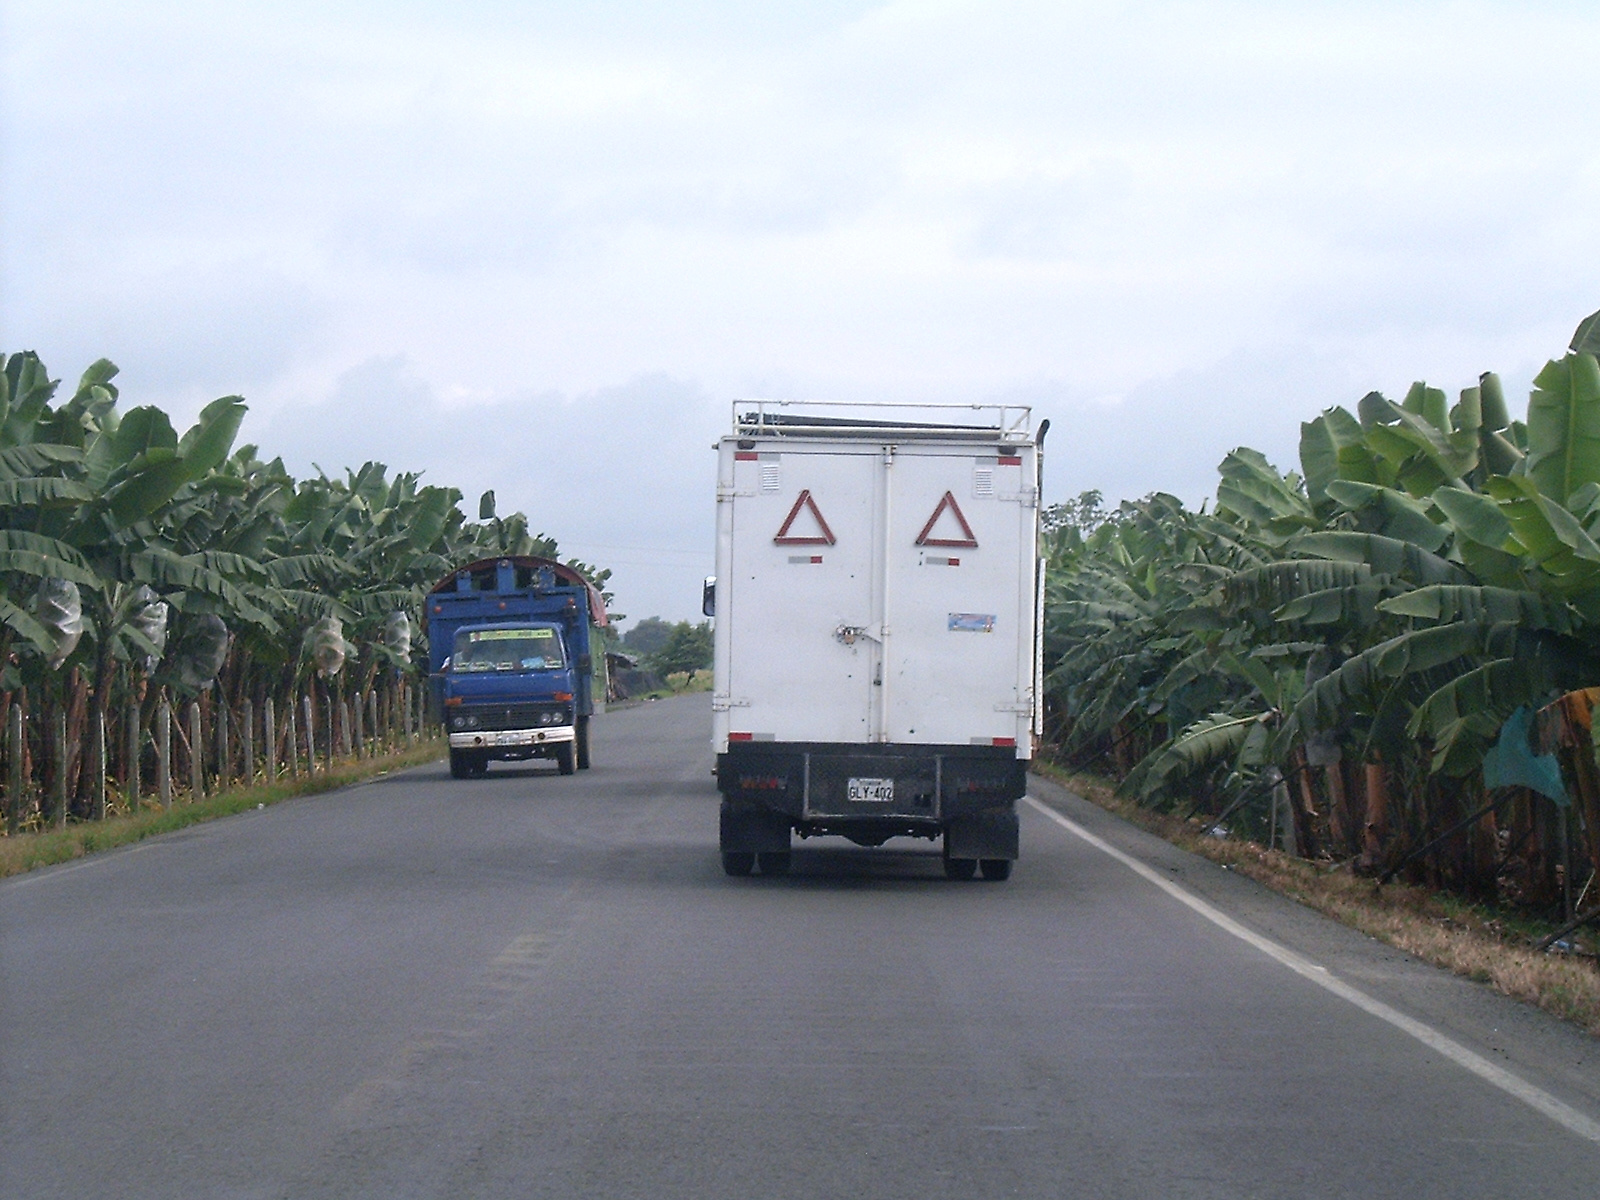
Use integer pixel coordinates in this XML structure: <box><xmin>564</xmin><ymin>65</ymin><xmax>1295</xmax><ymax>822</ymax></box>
<box><xmin>1034</xmin><ymin>761</ymin><xmax>1600</xmax><ymax>1037</ymax></box>
<box><xmin>0</xmin><ymin>740</ymin><xmax>446</xmax><ymax>881</ymax></box>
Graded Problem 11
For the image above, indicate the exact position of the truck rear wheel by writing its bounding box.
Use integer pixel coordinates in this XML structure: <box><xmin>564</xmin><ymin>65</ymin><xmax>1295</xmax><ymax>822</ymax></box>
<box><xmin>943</xmin><ymin>856</ymin><xmax>977</xmax><ymax>881</ymax></box>
<box><xmin>757</xmin><ymin>851</ymin><xmax>791</xmax><ymax>876</ymax></box>
<box><xmin>575</xmin><ymin>716</ymin><xmax>591</xmax><ymax>769</ymax></box>
<box><xmin>449</xmin><ymin>749</ymin><xmax>471</xmax><ymax>779</ymax></box>
<box><xmin>556</xmin><ymin>743</ymin><xmax>576</xmax><ymax>775</ymax></box>
<box><xmin>979</xmin><ymin>858</ymin><xmax>1013</xmax><ymax>881</ymax></box>
<box><xmin>721</xmin><ymin>851</ymin><xmax>755</xmax><ymax>876</ymax></box>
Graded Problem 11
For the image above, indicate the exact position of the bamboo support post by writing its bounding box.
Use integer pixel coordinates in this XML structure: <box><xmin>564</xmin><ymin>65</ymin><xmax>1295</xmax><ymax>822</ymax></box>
<box><xmin>352</xmin><ymin>692</ymin><xmax>364</xmax><ymax>757</ymax></box>
<box><xmin>157</xmin><ymin>699</ymin><xmax>172</xmax><ymax>810</ymax></box>
<box><xmin>340</xmin><ymin>699</ymin><xmax>352</xmax><ymax>758</ymax></box>
<box><xmin>368</xmin><ymin>690</ymin><xmax>379</xmax><ymax>757</ymax></box>
<box><xmin>405</xmin><ymin>682</ymin><xmax>414</xmax><ymax>747</ymax></box>
<box><xmin>188</xmin><ymin>701</ymin><xmax>203</xmax><ymax>802</ymax></box>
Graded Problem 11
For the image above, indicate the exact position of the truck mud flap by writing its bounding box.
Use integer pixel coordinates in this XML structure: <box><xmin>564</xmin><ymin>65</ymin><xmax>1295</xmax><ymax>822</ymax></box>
<box><xmin>944</xmin><ymin>808</ymin><xmax>1019</xmax><ymax>861</ymax></box>
<box><xmin>720</xmin><ymin>802</ymin><xmax>791</xmax><ymax>854</ymax></box>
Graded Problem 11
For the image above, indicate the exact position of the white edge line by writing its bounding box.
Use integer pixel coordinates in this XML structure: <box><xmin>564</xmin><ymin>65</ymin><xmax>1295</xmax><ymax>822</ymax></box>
<box><xmin>1023</xmin><ymin>794</ymin><xmax>1600</xmax><ymax>1145</ymax></box>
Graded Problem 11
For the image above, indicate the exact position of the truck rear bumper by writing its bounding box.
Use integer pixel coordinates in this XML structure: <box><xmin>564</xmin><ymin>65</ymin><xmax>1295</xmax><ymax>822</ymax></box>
<box><xmin>450</xmin><ymin>726</ymin><xmax>574</xmax><ymax>750</ymax></box>
<box><xmin>717</xmin><ymin>741</ymin><xmax>1024</xmax><ymax>856</ymax></box>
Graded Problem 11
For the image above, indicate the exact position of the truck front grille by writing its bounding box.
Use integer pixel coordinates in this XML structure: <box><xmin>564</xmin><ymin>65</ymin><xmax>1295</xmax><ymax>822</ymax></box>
<box><xmin>449</xmin><ymin>703</ymin><xmax>571</xmax><ymax>732</ymax></box>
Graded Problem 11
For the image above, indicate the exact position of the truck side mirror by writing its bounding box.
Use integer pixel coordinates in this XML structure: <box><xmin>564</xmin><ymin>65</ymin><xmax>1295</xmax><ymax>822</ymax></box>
<box><xmin>702</xmin><ymin>576</ymin><xmax>716</xmax><ymax>618</ymax></box>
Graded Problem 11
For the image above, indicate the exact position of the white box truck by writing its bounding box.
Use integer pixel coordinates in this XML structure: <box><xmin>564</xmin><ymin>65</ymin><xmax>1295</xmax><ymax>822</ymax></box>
<box><xmin>709</xmin><ymin>401</ymin><xmax>1044</xmax><ymax>881</ymax></box>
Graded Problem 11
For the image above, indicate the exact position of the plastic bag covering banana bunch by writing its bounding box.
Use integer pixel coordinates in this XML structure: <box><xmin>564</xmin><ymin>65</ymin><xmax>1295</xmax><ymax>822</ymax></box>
<box><xmin>33</xmin><ymin>578</ymin><xmax>84</xmax><ymax>670</ymax></box>
<box><xmin>128</xmin><ymin>585</ymin><xmax>170</xmax><ymax>674</ymax></box>
<box><xmin>176</xmin><ymin>614</ymin><xmax>230</xmax><ymax>691</ymax></box>
<box><xmin>305</xmin><ymin>614</ymin><xmax>347</xmax><ymax>678</ymax></box>
<box><xmin>383</xmin><ymin>611</ymin><xmax>411</xmax><ymax>660</ymax></box>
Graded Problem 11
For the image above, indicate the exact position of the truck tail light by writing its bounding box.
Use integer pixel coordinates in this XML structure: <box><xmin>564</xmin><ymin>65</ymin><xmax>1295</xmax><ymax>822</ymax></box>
<box><xmin>445</xmin><ymin>696</ymin><xmax>463</xmax><ymax>707</ymax></box>
<box><xmin>553</xmin><ymin>692</ymin><xmax>572</xmax><ymax>702</ymax></box>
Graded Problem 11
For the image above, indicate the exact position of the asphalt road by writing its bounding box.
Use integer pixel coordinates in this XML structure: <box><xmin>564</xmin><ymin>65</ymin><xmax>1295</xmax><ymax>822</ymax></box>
<box><xmin>3</xmin><ymin>694</ymin><xmax>1599</xmax><ymax>1198</ymax></box>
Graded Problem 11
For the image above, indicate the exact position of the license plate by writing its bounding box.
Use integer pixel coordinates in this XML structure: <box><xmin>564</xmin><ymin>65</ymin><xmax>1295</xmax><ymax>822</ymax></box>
<box><xmin>848</xmin><ymin>777</ymin><xmax>894</xmax><ymax>803</ymax></box>
<box><xmin>495</xmin><ymin>731</ymin><xmax>531</xmax><ymax>746</ymax></box>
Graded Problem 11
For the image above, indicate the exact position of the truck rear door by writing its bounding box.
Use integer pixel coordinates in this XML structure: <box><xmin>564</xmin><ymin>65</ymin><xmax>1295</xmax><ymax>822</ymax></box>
<box><xmin>882</xmin><ymin>446</ymin><xmax>1032</xmax><ymax>748</ymax></box>
<box><xmin>722</xmin><ymin>444</ymin><xmax>880</xmax><ymax>743</ymax></box>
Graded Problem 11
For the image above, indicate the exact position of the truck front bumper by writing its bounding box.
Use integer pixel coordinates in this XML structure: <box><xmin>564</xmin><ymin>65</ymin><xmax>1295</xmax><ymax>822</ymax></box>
<box><xmin>450</xmin><ymin>726</ymin><xmax>574</xmax><ymax>750</ymax></box>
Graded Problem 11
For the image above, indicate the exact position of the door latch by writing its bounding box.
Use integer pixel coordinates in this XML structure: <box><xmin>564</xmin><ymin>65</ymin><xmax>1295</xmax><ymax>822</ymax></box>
<box><xmin>834</xmin><ymin>624</ymin><xmax>882</xmax><ymax>646</ymax></box>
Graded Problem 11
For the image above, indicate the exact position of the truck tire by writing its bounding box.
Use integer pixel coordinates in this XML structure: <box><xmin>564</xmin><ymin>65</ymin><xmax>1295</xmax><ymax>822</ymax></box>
<box><xmin>450</xmin><ymin>749</ymin><xmax>471</xmax><ymax>779</ymax></box>
<box><xmin>556</xmin><ymin>743</ymin><xmax>576</xmax><ymax>775</ymax></box>
<box><xmin>943</xmin><ymin>856</ymin><xmax>977</xmax><ymax>881</ymax></box>
<box><xmin>757</xmin><ymin>851</ymin><xmax>791</xmax><ymax>876</ymax></box>
<box><xmin>721</xmin><ymin>851</ymin><xmax>755</xmax><ymax>876</ymax></box>
<box><xmin>576</xmin><ymin>716</ymin><xmax>591</xmax><ymax>769</ymax></box>
<box><xmin>979</xmin><ymin>858</ymin><xmax>1013</xmax><ymax>881</ymax></box>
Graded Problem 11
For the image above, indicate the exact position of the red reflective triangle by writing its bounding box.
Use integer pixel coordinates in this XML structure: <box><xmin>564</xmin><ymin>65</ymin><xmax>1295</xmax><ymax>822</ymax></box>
<box><xmin>916</xmin><ymin>491</ymin><xmax>978</xmax><ymax>548</ymax></box>
<box><xmin>774</xmin><ymin>489</ymin><xmax>836</xmax><ymax>545</ymax></box>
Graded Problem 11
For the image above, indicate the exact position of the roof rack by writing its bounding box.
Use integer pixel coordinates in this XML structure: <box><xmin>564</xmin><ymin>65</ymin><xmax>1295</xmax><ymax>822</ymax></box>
<box><xmin>732</xmin><ymin>399</ymin><xmax>1032</xmax><ymax>442</ymax></box>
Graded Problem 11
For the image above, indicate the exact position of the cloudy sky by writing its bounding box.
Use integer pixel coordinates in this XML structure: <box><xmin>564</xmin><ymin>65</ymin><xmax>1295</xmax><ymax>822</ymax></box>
<box><xmin>4</xmin><ymin>1</ymin><xmax>1598</xmax><ymax>623</ymax></box>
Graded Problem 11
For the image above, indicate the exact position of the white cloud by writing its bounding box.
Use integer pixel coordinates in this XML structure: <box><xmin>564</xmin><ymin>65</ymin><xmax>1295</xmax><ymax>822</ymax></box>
<box><xmin>4</xmin><ymin>0</ymin><xmax>1599</xmax><ymax>622</ymax></box>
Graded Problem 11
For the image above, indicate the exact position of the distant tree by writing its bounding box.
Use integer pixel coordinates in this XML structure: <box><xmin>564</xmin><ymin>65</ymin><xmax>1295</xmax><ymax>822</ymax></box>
<box><xmin>622</xmin><ymin>616</ymin><xmax>675</xmax><ymax>658</ymax></box>
<box><xmin>651</xmin><ymin>620</ymin><xmax>713</xmax><ymax>677</ymax></box>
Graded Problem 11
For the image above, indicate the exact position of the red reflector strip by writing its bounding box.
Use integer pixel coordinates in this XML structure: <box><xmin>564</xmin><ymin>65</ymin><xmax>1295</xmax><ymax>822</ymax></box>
<box><xmin>998</xmin><ymin>456</ymin><xmax>1022</xmax><ymax>465</ymax></box>
<box><xmin>735</xmin><ymin>451</ymin><xmax>759</xmax><ymax>461</ymax></box>
<box><xmin>729</xmin><ymin>732</ymin><xmax>754</xmax><ymax>741</ymax></box>
<box><xmin>811</xmin><ymin>555</ymin><xmax>822</xmax><ymax>564</ymax></box>
<box><xmin>992</xmin><ymin>737</ymin><xmax>1016</xmax><ymax>747</ymax></box>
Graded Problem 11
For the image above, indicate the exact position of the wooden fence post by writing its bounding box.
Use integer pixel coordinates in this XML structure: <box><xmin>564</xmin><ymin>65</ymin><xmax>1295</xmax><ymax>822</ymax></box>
<box><xmin>303</xmin><ymin>694</ymin><xmax>316</xmax><ymax>776</ymax></box>
<box><xmin>188</xmin><ymin>701</ymin><xmax>203</xmax><ymax>802</ymax></box>
<box><xmin>368</xmin><ymin>690</ymin><xmax>379</xmax><ymax>757</ymax></box>
<box><xmin>352</xmin><ymin>691</ymin><xmax>364</xmax><ymax>757</ymax></box>
<box><xmin>157</xmin><ymin>698</ymin><xmax>172</xmax><ymax>810</ymax></box>
<box><xmin>1363</xmin><ymin>758</ymin><xmax>1389</xmax><ymax>869</ymax></box>
<box><xmin>7</xmin><ymin>705</ymin><xmax>23</xmax><ymax>835</ymax></box>
<box><xmin>94</xmin><ymin>710</ymin><xmax>107</xmax><ymax>820</ymax></box>
<box><xmin>404</xmin><ymin>682</ymin><xmax>414</xmax><ymax>747</ymax></box>
<box><xmin>55</xmin><ymin>709</ymin><xmax>69</xmax><ymax>829</ymax></box>
<box><xmin>264</xmin><ymin>697</ymin><xmax>277</xmax><ymax>782</ymax></box>
<box><xmin>126</xmin><ymin>697</ymin><xmax>141</xmax><ymax>815</ymax></box>
<box><xmin>216</xmin><ymin>701</ymin><xmax>229</xmax><ymax>794</ymax></box>
<box><xmin>242</xmin><ymin>699</ymin><xmax>254</xmax><ymax>787</ymax></box>
<box><xmin>285</xmin><ymin>703</ymin><xmax>298</xmax><ymax>779</ymax></box>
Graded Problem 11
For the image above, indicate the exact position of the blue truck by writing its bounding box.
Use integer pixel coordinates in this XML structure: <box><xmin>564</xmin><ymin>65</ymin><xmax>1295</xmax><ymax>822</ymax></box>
<box><xmin>425</xmin><ymin>555</ymin><xmax>609</xmax><ymax>779</ymax></box>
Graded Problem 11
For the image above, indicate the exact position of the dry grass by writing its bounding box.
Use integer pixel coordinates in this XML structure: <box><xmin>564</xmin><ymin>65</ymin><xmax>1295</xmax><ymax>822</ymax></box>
<box><xmin>0</xmin><ymin>739</ymin><xmax>446</xmax><ymax>880</ymax></box>
<box><xmin>1035</xmin><ymin>762</ymin><xmax>1600</xmax><ymax>1037</ymax></box>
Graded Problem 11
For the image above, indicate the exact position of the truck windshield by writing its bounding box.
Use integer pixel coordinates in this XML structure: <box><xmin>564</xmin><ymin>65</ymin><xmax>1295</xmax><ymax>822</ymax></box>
<box><xmin>452</xmin><ymin>627</ymin><xmax>566</xmax><ymax>672</ymax></box>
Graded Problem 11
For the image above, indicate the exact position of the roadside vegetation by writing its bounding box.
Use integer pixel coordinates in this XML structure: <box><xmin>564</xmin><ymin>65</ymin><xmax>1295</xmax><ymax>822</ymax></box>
<box><xmin>1040</xmin><ymin>310</ymin><xmax>1600</xmax><ymax>1030</ymax></box>
<box><xmin>614</xmin><ymin>617</ymin><xmax>713</xmax><ymax>699</ymax></box>
<box><xmin>1</xmin><ymin>351</ymin><xmax>609</xmax><ymax>840</ymax></box>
